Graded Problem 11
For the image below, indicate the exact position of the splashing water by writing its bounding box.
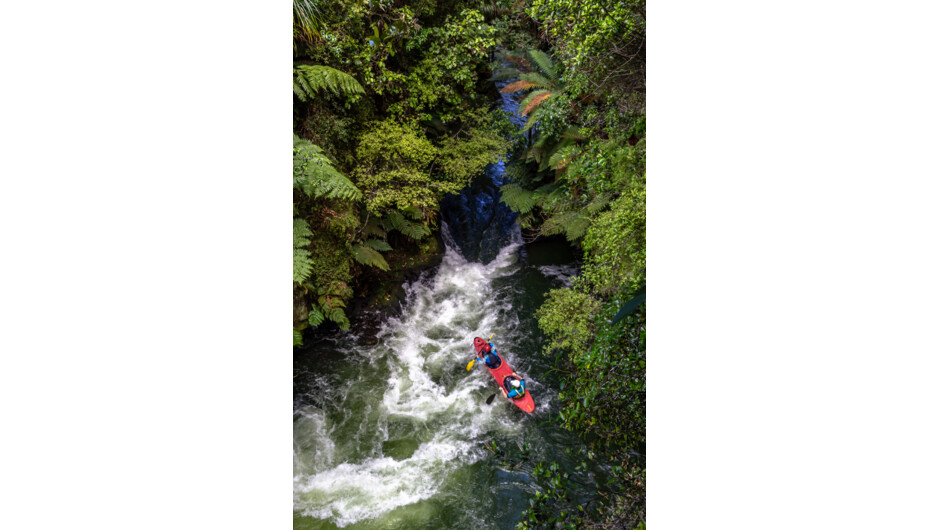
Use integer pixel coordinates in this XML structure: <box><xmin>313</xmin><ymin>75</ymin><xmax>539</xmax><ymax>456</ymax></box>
<box><xmin>294</xmin><ymin>229</ymin><xmax>569</xmax><ymax>528</ymax></box>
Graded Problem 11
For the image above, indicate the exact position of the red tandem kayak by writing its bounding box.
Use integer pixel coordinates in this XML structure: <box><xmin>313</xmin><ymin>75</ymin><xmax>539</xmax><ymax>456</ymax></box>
<box><xmin>473</xmin><ymin>337</ymin><xmax>535</xmax><ymax>414</ymax></box>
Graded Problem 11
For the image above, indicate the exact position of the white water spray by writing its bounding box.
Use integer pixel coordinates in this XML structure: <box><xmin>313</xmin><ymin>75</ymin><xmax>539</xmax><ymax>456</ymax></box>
<box><xmin>294</xmin><ymin>228</ymin><xmax>535</xmax><ymax>527</ymax></box>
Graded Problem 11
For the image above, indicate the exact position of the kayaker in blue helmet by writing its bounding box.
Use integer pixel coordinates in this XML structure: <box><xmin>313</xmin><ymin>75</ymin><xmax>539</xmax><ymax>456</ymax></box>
<box><xmin>479</xmin><ymin>341</ymin><xmax>501</xmax><ymax>369</ymax></box>
<box><xmin>501</xmin><ymin>372</ymin><xmax>526</xmax><ymax>400</ymax></box>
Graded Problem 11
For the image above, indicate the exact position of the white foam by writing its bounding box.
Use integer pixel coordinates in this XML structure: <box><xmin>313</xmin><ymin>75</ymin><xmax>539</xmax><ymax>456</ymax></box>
<box><xmin>294</xmin><ymin>232</ymin><xmax>535</xmax><ymax>526</ymax></box>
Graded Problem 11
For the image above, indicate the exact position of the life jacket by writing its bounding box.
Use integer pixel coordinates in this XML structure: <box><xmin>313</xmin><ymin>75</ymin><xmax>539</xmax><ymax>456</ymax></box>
<box><xmin>484</xmin><ymin>352</ymin><xmax>501</xmax><ymax>369</ymax></box>
<box><xmin>503</xmin><ymin>376</ymin><xmax>526</xmax><ymax>399</ymax></box>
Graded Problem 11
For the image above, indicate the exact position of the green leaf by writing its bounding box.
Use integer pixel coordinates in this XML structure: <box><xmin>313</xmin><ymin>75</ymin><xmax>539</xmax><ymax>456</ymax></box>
<box><xmin>351</xmin><ymin>245</ymin><xmax>390</xmax><ymax>271</ymax></box>
<box><xmin>308</xmin><ymin>305</ymin><xmax>325</xmax><ymax>327</ymax></box>
<box><xmin>362</xmin><ymin>239</ymin><xmax>393</xmax><ymax>252</ymax></box>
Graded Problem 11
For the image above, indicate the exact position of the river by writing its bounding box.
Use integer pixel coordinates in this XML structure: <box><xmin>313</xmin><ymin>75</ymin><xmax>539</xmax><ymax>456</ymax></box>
<box><xmin>292</xmin><ymin>79</ymin><xmax>609</xmax><ymax>529</ymax></box>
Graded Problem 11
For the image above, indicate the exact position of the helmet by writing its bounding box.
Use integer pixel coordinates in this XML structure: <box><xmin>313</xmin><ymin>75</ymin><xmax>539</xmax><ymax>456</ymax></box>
<box><xmin>511</xmin><ymin>379</ymin><xmax>521</xmax><ymax>388</ymax></box>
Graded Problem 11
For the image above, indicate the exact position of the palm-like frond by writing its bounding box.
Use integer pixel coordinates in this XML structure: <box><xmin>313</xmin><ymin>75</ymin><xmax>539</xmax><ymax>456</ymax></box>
<box><xmin>362</xmin><ymin>239</ymin><xmax>393</xmax><ymax>251</ymax></box>
<box><xmin>519</xmin><ymin>72</ymin><xmax>554</xmax><ymax>89</ymax></box>
<box><xmin>308</xmin><ymin>305</ymin><xmax>325</xmax><ymax>327</ymax></box>
<box><xmin>293</xmin><ymin>135</ymin><xmax>362</xmax><ymax>201</ymax></box>
<box><xmin>521</xmin><ymin>91</ymin><xmax>552</xmax><ymax>116</ymax></box>
<box><xmin>293</xmin><ymin>65</ymin><xmax>364</xmax><ymax>101</ymax></box>
<box><xmin>382</xmin><ymin>210</ymin><xmax>430</xmax><ymax>240</ymax></box>
<box><xmin>351</xmin><ymin>245</ymin><xmax>390</xmax><ymax>271</ymax></box>
<box><xmin>527</xmin><ymin>49</ymin><xmax>557</xmax><ymax>82</ymax></box>
<box><xmin>542</xmin><ymin>211</ymin><xmax>591</xmax><ymax>241</ymax></box>
<box><xmin>499</xmin><ymin>183</ymin><xmax>538</xmax><ymax>214</ymax></box>
<box><xmin>501</xmin><ymin>80</ymin><xmax>539</xmax><ymax>93</ymax></box>
<box><xmin>361</xmin><ymin>216</ymin><xmax>387</xmax><ymax>238</ymax></box>
<box><xmin>293</xmin><ymin>218</ymin><xmax>314</xmax><ymax>283</ymax></box>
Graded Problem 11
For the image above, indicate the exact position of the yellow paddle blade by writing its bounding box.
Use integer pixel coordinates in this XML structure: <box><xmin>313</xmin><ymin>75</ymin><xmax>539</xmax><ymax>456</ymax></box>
<box><xmin>466</xmin><ymin>359</ymin><xmax>475</xmax><ymax>371</ymax></box>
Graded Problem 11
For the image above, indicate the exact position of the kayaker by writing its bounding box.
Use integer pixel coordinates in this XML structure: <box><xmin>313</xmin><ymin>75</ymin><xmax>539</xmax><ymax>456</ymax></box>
<box><xmin>501</xmin><ymin>373</ymin><xmax>526</xmax><ymax>400</ymax></box>
<box><xmin>478</xmin><ymin>342</ymin><xmax>501</xmax><ymax>369</ymax></box>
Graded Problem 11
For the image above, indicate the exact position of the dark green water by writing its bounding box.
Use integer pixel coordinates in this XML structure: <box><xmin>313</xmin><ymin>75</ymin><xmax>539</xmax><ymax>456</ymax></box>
<box><xmin>293</xmin><ymin>234</ymin><xmax>609</xmax><ymax>528</ymax></box>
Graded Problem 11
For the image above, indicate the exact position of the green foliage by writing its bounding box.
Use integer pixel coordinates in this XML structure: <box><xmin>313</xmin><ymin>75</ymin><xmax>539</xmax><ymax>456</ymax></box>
<box><xmin>536</xmin><ymin>288</ymin><xmax>600</xmax><ymax>353</ymax></box>
<box><xmin>382</xmin><ymin>210</ymin><xmax>431</xmax><ymax>240</ymax></box>
<box><xmin>293</xmin><ymin>218</ymin><xmax>314</xmax><ymax>284</ymax></box>
<box><xmin>354</xmin><ymin>114</ymin><xmax>505</xmax><ymax>221</ymax></box>
<box><xmin>293</xmin><ymin>65</ymin><xmax>364</xmax><ymax>101</ymax></box>
<box><xmin>395</xmin><ymin>9</ymin><xmax>497</xmax><ymax>121</ymax></box>
<box><xmin>293</xmin><ymin>0</ymin><xmax>324</xmax><ymax>47</ymax></box>
<box><xmin>354</xmin><ymin>119</ymin><xmax>439</xmax><ymax>213</ymax></box>
<box><xmin>527</xmin><ymin>0</ymin><xmax>645</xmax><ymax>100</ymax></box>
<box><xmin>581</xmin><ymin>182</ymin><xmax>646</xmax><ymax>295</ymax></box>
<box><xmin>293</xmin><ymin>135</ymin><xmax>362</xmax><ymax>201</ymax></box>
<box><xmin>351</xmin><ymin>244</ymin><xmax>390</xmax><ymax>271</ymax></box>
<box><xmin>308</xmin><ymin>305</ymin><xmax>325</xmax><ymax>327</ymax></box>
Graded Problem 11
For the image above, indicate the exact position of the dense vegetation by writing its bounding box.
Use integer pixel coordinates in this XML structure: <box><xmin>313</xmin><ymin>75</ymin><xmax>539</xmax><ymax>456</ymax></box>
<box><xmin>292</xmin><ymin>0</ymin><xmax>509</xmax><ymax>342</ymax></box>
<box><xmin>294</xmin><ymin>0</ymin><xmax>645</xmax><ymax>527</ymax></box>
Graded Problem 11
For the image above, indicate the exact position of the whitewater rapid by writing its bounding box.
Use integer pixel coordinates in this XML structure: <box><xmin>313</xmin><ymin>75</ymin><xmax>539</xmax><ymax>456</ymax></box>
<box><xmin>293</xmin><ymin>229</ymin><xmax>545</xmax><ymax>527</ymax></box>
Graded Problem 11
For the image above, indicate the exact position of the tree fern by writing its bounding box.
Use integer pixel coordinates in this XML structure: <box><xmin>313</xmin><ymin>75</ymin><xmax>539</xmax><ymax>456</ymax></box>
<box><xmin>293</xmin><ymin>65</ymin><xmax>364</xmax><ymax>101</ymax></box>
<box><xmin>293</xmin><ymin>218</ymin><xmax>314</xmax><ymax>283</ymax></box>
<box><xmin>293</xmin><ymin>135</ymin><xmax>362</xmax><ymax>201</ymax></box>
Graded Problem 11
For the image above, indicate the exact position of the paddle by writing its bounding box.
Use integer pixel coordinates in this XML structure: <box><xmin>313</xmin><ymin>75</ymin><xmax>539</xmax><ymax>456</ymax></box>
<box><xmin>486</xmin><ymin>393</ymin><xmax>497</xmax><ymax>404</ymax></box>
<box><xmin>465</xmin><ymin>333</ymin><xmax>494</xmax><ymax>371</ymax></box>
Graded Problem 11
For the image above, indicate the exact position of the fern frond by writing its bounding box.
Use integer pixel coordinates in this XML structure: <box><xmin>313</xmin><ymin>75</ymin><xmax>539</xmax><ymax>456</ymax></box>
<box><xmin>352</xmin><ymin>245</ymin><xmax>391</xmax><ymax>271</ymax></box>
<box><xmin>293</xmin><ymin>135</ymin><xmax>362</xmax><ymax>201</ymax></box>
<box><xmin>328</xmin><ymin>307</ymin><xmax>350</xmax><ymax>330</ymax></box>
<box><xmin>382</xmin><ymin>210</ymin><xmax>406</xmax><ymax>231</ymax></box>
<box><xmin>401</xmin><ymin>206</ymin><xmax>424</xmax><ymax>220</ymax></box>
<box><xmin>362</xmin><ymin>239</ymin><xmax>393</xmax><ymax>252</ymax></box>
<box><xmin>522</xmin><ymin>105</ymin><xmax>546</xmax><ymax>132</ymax></box>
<box><xmin>547</xmin><ymin>148</ymin><xmax>571</xmax><ymax>171</ymax></box>
<box><xmin>527</xmin><ymin>49</ymin><xmax>556</xmax><ymax>80</ymax></box>
<box><xmin>521</xmin><ymin>91</ymin><xmax>552</xmax><ymax>116</ymax></box>
<box><xmin>499</xmin><ymin>183</ymin><xmax>538</xmax><ymax>214</ymax></box>
<box><xmin>519</xmin><ymin>72</ymin><xmax>553</xmax><ymax>90</ymax></box>
<box><xmin>293</xmin><ymin>328</ymin><xmax>304</xmax><ymax>346</ymax></box>
<box><xmin>397</xmin><ymin>219</ymin><xmax>430</xmax><ymax>239</ymax></box>
<box><xmin>503</xmin><ymin>159</ymin><xmax>536</xmax><ymax>185</ymax></box>
<box><xmin>293</xmin><ymin>65</ymin><xmax>364</xmax><ymax>100</ymax></box>
<box><xmin>293</xmin><ymin>218</ymin><xmax>314</xmax><ymax>283</ymax></box>
<box><xmin>308</xmin><ymin>305</ymin><xmax>325</xmax><ymax>327</ymax></box>
<box><xmin>382</xmin><ymin>210</ymin><xmax>430</xmax><ymax>240</ymax></box>
<box><xmin>362</xmin><ymin>217</ymin><xmax>387</xmax><ymax>238</ymax></box>
<box><xmin>585</xmin><ymin>193</ymin><xmax>614</xmax><ymax>215</ymax></box>
<box><xmin>501</xmin><ymin>80</ymin><xmax>539</xmax><ymax>93</ymax></box>
<box><xmin>565</xmin><ymin>215</ymin><xmax>591</xmax><ymax>241</ymax></box>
